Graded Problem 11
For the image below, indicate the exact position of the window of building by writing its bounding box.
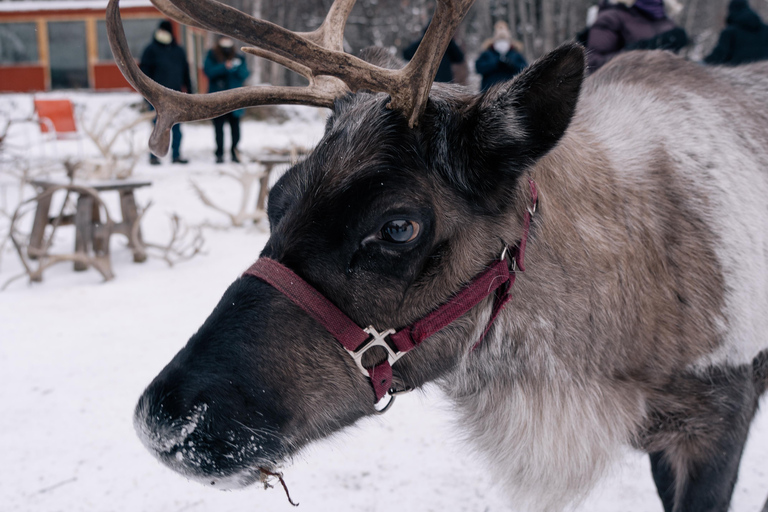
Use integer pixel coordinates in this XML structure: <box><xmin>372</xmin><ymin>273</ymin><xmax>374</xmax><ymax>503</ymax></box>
<box><xmin>48</xmin><ymin>21</ymin><xmax>88</xmax><ymax>89</ymax></box>
<box><xmin>0</xmin><ymin>22</ymin><xmax>39</xmax><ymax>65</ymax></box>
<box><xmin>97</xmin><ymin>18</ymin><xmax>165</xmax><ymax>61</ymax></box>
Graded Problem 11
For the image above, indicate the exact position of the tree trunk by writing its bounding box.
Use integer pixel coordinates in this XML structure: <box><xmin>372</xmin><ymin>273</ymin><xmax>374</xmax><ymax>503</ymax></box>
<box><xmin>517</xmin><ymin>0</ymin><xmax>535</xmax><ymax>60</ymax></box>
<box><xmin>541</xmin><ymin>0</ymin><xmax>555</xmax><ymax>53</ymax></box>
<box><xmin>249</xmin><ymin>0</ymin><xmax>262</xmax><ymax>86</ymax></box>
<box><xmin>507</xmin><ymin>0</ymin><xmax>518</xmax><ymax>41</ymax></box>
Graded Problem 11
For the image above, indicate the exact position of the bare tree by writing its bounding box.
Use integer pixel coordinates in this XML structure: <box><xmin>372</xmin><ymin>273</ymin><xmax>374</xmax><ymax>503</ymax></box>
<box><xmin>131</xmin><ymin>203</ymin><xmax>206</xmax><ymax>267</ymax></box>
<box><xmin>190</xmin><ymin>165</ymin><xmax>268</xmax><ymax>228</ymax></box>
<box><xmin>78</xmin><ymin>103</ymin><xmax>154</xmax><ymax>179</ymax></box>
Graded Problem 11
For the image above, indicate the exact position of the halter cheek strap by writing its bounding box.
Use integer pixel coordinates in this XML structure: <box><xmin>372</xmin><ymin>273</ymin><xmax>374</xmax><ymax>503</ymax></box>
<box><xmin>243</xmin><ymin>179</ymin><xmax>538</xmax><ymax>408</ymax></box>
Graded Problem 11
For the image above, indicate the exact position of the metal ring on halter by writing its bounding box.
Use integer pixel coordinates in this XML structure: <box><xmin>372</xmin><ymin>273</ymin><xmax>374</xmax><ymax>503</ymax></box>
<box><xmin>374</xmin><ymin>394</ymin><xmax>396</xmax><ymax>414</ymax></box>
<box><xmin>373</xmin><ymin>380</ymin><xmax>413</xmax><ymax>414</ymax></box>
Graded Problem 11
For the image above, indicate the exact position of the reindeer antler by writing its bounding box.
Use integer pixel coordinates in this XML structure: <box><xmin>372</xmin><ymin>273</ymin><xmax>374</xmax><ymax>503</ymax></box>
<box><xmin>107</xmin><ymin>0</ymin><xmax>475</xmax><ymax>156</ymax></box>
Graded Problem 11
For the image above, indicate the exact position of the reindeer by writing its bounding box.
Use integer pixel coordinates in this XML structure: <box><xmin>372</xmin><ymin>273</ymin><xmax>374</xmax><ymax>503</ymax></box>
<box><xmin>108</xmin><ymin>0</ymin><xmax>768</xmax><ymax>510</ymax></box>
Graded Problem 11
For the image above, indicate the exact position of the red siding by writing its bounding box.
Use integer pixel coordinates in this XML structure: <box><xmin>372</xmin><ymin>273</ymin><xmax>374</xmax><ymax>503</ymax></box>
<box><xmin>0</xmin><ymin>65</ymin><xmax>46</xmax><ymax>92</ymax></box>
<box><xmin>0</xmin><ymin>6</ymin><xmax>159</xmax><ymax>21</ymax></box>
<box><xmin>93</xmin><ymin>63</ymin><xmax>133</xmax><ymax>90</ymax></box>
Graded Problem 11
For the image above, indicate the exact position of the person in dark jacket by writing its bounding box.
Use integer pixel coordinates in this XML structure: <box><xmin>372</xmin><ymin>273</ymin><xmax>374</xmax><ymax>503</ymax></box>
<box><xmin>704</xmin><ymin>0</ymin><xmax>768</xmax><ymax>65</ymax></box>
<box><xmin>475</xmin><ymin>21</ymin><xmax>528</xmax><ymax>91</ymax></box>
<box><xmin>587</xmin><ymin>0</ymin><xmax>685</xmax><ymax>72</ymax></box>
<box><xmin>140</xmin><ymin>20</ymin><xmax>192</xmax><ymax>164</ymax></box>
<box><xmin>403</xmin><ymin>24</ymin><xmax>465</xmax><ymax>83</ymax></box>
<box><xmin>203</xmin><ymin>37</ymin><xmax>251</xmax><ymax>163</ymax></box>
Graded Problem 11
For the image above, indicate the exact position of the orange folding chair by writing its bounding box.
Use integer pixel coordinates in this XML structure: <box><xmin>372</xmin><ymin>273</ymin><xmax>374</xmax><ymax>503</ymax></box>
<box><xmin>34</xmin><ymin>98</ymin><xmax>79</xmax><ymax>139</ymax></box>
<box><xmin>33</xmin><ymin>98</ymin><xmax>85</xmax><ymax>161</ymax></box>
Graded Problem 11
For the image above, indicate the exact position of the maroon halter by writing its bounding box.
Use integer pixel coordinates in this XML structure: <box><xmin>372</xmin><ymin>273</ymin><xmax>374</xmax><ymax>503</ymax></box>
<box><xmin>243</xmin><ymin>180</ymin><xmax>538</xmax><ymax>408</ymax></box>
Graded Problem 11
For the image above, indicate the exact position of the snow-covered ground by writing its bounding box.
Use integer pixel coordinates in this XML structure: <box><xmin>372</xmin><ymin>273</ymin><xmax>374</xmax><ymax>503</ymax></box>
<box><xmin>1</xmin><ymin>92</ymin><xmax>766</xmax><ymax>512</ymax></box>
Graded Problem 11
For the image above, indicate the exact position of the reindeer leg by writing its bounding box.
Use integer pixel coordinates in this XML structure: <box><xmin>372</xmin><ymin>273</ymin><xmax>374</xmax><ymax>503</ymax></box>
<box><xmin>644</xmin><ymin>364</ymin><xmax>761</xmax><ymax>512</ymax></box>
<box><xmin>649</xmin><ymin>421</ymin><xmax>752</xmax><ymax>512</ymax></box>
<box><xmin>649</xmin><ymin>452</ymin><xmax>675</xmax><ymax>512</ymax></box>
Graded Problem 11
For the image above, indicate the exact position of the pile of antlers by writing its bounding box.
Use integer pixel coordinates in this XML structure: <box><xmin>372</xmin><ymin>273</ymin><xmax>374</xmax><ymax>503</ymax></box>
<box><xmin>106</xmin><ymin>0</ymin><xmax>477</xmax><ymax>156</ymax></box>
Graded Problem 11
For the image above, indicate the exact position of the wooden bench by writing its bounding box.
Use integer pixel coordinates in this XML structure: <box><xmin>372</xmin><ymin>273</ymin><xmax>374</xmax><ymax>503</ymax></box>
<box><xmin>28</xmin><ymin>178</ymin><xmax>152</xmax><ymax>275</ymax></box>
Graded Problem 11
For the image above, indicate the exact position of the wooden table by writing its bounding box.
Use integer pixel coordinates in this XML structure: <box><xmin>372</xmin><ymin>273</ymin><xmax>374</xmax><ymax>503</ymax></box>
<box><xmin>28</xmin><ymin>178</ymin><xmax>152</xmax><ymax>274</ymax></box>
<box><xmin>249</xmin><ymin>153</ymin><xmax>295</xmax><ymax>212</ymax></box>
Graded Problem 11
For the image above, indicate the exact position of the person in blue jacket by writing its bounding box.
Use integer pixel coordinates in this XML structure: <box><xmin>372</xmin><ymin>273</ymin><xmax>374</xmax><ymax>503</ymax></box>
<box><xmin>704</xmin><ymin>0</ymin><xmax>768</xmax><ymax>65</ymax></box>
<box><xmin>475</xmin><ymin>21</ymin><xmax>528</xmax><ymax>92</ymax></box>
<box><xmin>204</xmin><ymin>37</ymin><xmax>251</xmax><ymax>163</ymax></box>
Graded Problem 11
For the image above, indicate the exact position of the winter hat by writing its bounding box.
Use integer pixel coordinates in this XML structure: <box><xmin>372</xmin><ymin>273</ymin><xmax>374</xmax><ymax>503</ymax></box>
<box><xmin>727</xmin><ymin>0</ymin><xmax>762</xmax><ymax>30</ymax></box>
<box><xmin>155</xmin><ymin>20</ymin><xmax>174</xmax><ymax>44</ymax></box>
<box><xmin>729</xmin><ymin>0</ymin><xmax>749</xmax><ymax>10</ymax></box>
<box><xmin>634</xmin><ymin>0</ymin><xmax>667</xmax><ymax>19</ymax></box>
<box><xmin>728</xmin><ymin>0</ymin><xmax>751</xmax><ymax>16</ymax></box>
<box><xmin>482</xmin><ymin>20</ymin><xmax>523</xmax><ymax>52</ymax></box>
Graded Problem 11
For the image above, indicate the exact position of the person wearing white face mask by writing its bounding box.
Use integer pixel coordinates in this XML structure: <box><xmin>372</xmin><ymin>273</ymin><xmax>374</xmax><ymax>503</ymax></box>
<box><xmin>475</xmin><ymin>21</ymin><xmax>528</xmax><ymax>92</ymax></box>
<box><xmin>140</xmin><ymin>20</ymin><xmax>193</xmax><ymax>165</ymax></box>
<box><xmin>204</xmin><ymin>36</ymin><xmax>251</xmax><ymax>164</ymax></box>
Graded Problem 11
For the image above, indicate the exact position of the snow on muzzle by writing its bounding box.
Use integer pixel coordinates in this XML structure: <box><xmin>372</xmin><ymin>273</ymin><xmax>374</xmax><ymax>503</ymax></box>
<box><xmin>133</xmin><ymin>363</ymin><xmax>288</xmax><ymax>489</ymax></box>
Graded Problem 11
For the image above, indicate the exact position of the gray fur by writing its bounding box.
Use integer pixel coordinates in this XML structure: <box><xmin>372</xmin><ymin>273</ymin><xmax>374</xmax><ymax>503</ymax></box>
<box><xmin>134</xmin><ymin>46</ymin><xmax>768</xmax><ymax>512</ymax></box>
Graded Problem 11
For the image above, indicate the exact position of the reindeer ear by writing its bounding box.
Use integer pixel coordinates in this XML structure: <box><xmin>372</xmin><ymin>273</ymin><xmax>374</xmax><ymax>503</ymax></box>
<box><xmin>429</xmin><ymin>43</ymin><xmax>584</xmax><ymax>210</ymax></box>
<box><xmin>474</xmin><ymin>42</ymin><xmax>585</xmax><ymax>171</ymax></box>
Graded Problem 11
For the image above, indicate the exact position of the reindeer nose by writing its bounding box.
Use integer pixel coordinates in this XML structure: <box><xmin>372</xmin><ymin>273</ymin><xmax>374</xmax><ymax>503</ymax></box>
<box><xmin>132</xmin><ymin>372</ymin><xmax>281</xmax><ymax>490</ymax></box>
<box><xmin>134</xmin><ymin>390</ymin><xmax>209</xmax><ymax>456</ymax></box>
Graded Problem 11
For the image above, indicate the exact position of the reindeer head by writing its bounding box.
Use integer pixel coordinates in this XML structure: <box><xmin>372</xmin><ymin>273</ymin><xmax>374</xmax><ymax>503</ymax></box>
<box><xmin>112</xmin><ymin>0</ymin><xmax>584</xmax><ymax>489</ymax></box>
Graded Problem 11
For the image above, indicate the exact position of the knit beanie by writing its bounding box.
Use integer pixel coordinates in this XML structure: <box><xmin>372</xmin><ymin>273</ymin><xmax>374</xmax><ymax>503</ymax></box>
<box><xmin>634</xmin><ymin>0</ymin><xmax>667</xmax><ymax>19</ymax></box>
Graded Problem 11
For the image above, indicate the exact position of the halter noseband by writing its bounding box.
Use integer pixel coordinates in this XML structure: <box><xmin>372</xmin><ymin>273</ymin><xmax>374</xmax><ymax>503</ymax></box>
<box><xmin>243</xmin><ymin>180</ymin><xmax>538</xmax><ymax>412</ymax></box>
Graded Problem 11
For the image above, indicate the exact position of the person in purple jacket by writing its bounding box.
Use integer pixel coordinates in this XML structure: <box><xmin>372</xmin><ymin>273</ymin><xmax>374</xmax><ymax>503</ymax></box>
<box><xmin>586</xmin><ymin>0</ymin><xmax>686</xmax><ymax>72</ymax></box>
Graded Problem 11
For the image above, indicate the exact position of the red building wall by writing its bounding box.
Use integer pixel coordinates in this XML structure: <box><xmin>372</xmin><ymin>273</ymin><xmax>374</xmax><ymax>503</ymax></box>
<box><xmin>0</xmin><ymin>65</ymin><xmax>46</xmax><ymax>92</ymax></box>
<box><xmin>0</xmin><ymin>3</ymin><xmax>177</xmax><ymax>93</ymax></box>
<box><xmin>93</xmin><ymin>63</ymin><xmax>132</xmax><ymax>90</ymax></box>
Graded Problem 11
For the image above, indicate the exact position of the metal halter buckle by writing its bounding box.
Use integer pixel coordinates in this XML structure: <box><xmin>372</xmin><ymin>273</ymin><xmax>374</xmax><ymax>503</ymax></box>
<box><xmin>346</xmin><ymin>326</ymin><xmax>402</xmax><ymax>377</ymax></box>
<box><xmin>346</xmin><ymin>327</ymin><xmax>413</xmax><ymax>414</ymax></box>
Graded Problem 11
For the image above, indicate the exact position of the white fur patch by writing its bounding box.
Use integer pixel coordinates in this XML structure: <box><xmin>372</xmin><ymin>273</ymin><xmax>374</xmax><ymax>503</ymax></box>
<box><xmin>444</xmin><ymin>319</ymin><xmax>645</xmax><ymax>511</ymax></box>
<box><xmin>580</xmin><ymin>79</ymin><xmax>768</xmax><ymax>369</ymax></box>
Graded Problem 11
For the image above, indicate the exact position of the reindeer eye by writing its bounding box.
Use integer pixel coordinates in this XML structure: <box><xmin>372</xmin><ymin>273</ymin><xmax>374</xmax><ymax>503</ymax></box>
<box><xmin>380</xmin><ymin>220</ymin><xmax>420</xmax><ymax>243</ymax></box>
